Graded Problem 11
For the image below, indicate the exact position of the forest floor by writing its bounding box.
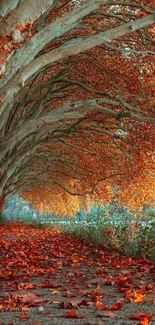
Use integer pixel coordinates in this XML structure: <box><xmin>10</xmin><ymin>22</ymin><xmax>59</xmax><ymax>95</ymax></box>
<box><xmin>0</xmin><ymin>222</ymin><xmax>155</xmax><ymax>325</ymax></box>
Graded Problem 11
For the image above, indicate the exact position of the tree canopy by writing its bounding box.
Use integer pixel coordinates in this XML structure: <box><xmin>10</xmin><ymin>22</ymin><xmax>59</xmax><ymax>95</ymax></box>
<box><xmin>0</xmin><ymin>0</ymin><xmax>155</xmax><ymax>214</ymax></box>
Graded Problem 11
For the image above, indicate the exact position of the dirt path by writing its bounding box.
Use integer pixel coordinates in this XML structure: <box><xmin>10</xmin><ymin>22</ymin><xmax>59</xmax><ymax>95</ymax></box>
<box><xmin>0</xmin><ymin>223</ymin><xmax>155</xmax><ymax>325</ymax></box>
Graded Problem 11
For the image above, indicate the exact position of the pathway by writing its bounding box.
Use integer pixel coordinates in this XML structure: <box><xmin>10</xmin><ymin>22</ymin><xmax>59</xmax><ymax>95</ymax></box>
<box><xmin>0</xmin><ymin>223</ymin><xmax>155</xmax><ymax>325</ymax></box>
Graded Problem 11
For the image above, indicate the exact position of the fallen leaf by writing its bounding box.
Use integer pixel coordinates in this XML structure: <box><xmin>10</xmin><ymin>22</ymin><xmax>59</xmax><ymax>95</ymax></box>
<box><xmin>22</xmin><ymin>292</ymin><xmax>40</xmax><ymax>304</ymax></box>
<box><xmin>101</xmin><ymin>311</ymin><xmax>116</xmax><ymax>318</ymax></box>
<box><xmin>126</xmin><ymin>290</ymin><xmax>146</xmax><ymax>303</ymax></box>
<box><xmin>21</xmin><ymin>306</ymin><xmax>30</xmax><ymax>311</ymax></box>
<box><xmin>63</xmin><ymin>298</ymin><xmax>89</xmax><ymax>309</ymax></box>
<box><xmin>20</xmin><ymin>314</ymin><xmax>30</xmax><ymax>319</ymax></box>
<box><xmin>65</xmin><ymin>309</ymin><xmax>84</xmax><ymax>319</ymax></box>
<box><xmin>140</xmin><ymin>316</ymin><xmax>151</xmax><ymax>325</ymax></box>
<box><xmin>25</xmin><ymin>283</ymin><xmax>35</xmax><ymax>289</ymax></box>
<box><xmin>109</xmin><ymin>302</ymin><xmax>123</xmax><ymax>310</ymax></box>
<box><xmin>96</xmin><ymin>300</ymin><xmax>106</xmax><ymax>310</ymax></box>
<box><xmin>129</xmin><ymin>313</ymin><xmax>146</xmax><ymax>320</ymax></box>
<box><xmin>145</xmin><ymin>284</ymin><xmax>153</xmax><ymax>291</ymax></box>
<box><xmin>51</xmin><ymin>289</ymin><xmax>59</xmax><ymax>295</ymax></box>
<box><xmin>52</xmin><ymin>300</ymin><xmax>61</xmax><ymax>304</ymax></box>
<box><xmin>91</xmin><ymin>286</ymin><xmax>103</xmax><ymax>300</ymax></box>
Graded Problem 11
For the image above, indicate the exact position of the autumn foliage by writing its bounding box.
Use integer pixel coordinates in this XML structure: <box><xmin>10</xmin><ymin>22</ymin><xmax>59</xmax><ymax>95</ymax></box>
<box><xmin>0</xmin><ymin>0</ymin><xmax>155</xmax><ymax>213</ymax></box>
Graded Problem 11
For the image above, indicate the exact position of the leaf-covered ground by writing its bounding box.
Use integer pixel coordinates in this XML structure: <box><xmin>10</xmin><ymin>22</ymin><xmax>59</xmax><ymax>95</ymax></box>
<box><xmin>0</xmin><ymin>223</ymin><xmax>155</xmax><ymax>325</ymax></box>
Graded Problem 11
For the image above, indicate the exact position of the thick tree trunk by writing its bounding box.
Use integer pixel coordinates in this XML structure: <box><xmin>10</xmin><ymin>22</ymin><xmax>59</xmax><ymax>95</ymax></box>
<box><xmin>0</xmin><ymin>0</ymin><xmax>54</xmax><ymax>36</ymax></box>
<box><xmin>0</xmin><ymin>196</ymin><xmax>5</xmax><ymax>212</ymax></box>
<box><xmin>0</xmin><ymin>0</ymin><xmax>23</xmax><ymax>21</ymax></box>
<box><xmin>0</xmin><ymin>1</ymin><xmax>154</xmax><ymax>208</ymax></box>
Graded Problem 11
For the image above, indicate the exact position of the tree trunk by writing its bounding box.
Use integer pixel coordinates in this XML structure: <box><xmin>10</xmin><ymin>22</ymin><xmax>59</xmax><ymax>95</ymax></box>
<box><xmin>0</xmin><ymin>196</ymin><xmax>5</xmax><ymax>213</ymax></box>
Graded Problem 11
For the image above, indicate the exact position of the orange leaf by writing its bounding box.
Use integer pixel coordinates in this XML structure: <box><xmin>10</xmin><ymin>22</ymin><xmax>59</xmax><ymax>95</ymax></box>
<box><xmin>126</xmin><ymin>290</ymin><xmax>146</xmax><ymax>303</ymax></box>
<box><xmin>51</xmin><ymin>290</ymin><xmax>59</xmax><ymax>295</ymax></box>
<box><xmin>140</xmin><ymin>316</ymin><xmax>151</xmax><ymax>325</ymax></box>
<box><xmin>17</xmin><ymin>25</ymin><xmax>25</xmax><ymax>32</ymax></box>
<box><xmin>52</xmin><ymin>300</ymin><xmax>61</xmax><ymax>304</ymax></box>
<box><xmin>21</xmin><ymin>306</ymin><xmax>30</xmax><ymax>311</ymax></box>
<box><xmin>20</xmin><ymin>314</ymin><xmax>30</xmax><ymax>319</ymax></box>
<box><xmin>92</xmin><ymin>285</ymin><xmax>103</xmax><ymax>300</ymax></box>
<box><xmin>25</xmin><ymin>283</ymin><xmax>35</xmax><ymax>289</ymax></box>
<box><xmin>129</xmin><ymin>313</ymin><xmax>151</xmax><ymax>323</ymax></box>
<box><xmin>65</xmin><ymin>309</ymin><xmax>84</xmax><ymax>319</ymax></box>
<box><xmin>96</xmin><ymin>300</ymin><xmax>106</xmax><ymax>310</ymax></box>
<box><xmin>71</xmin><ymin>255</ymin><xmax>79</xmax><ymax>263</ymax></box>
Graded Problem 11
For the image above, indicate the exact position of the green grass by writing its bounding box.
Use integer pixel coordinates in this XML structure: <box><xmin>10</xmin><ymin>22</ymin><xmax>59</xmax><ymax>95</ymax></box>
<box><xmin>60</xmin><ymin>210</ymin><xmax>155</xmax><ymax>261</ymax></box>
<box><xmin>29</xmin><ymin>210</ymin><xmax>155</xmax><ymax>261</ymax></box>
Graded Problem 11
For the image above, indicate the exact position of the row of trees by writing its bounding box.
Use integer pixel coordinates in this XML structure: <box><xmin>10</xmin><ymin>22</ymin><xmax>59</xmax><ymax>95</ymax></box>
<box><xmin>0</xmin><ymin>0</ymin><xmax>155</xmax><ymax>212</ymax></box>
<box><xmin>4</xmin><ymin>194</ymin><xmax>155</xmax><ymax>225</ymax></box>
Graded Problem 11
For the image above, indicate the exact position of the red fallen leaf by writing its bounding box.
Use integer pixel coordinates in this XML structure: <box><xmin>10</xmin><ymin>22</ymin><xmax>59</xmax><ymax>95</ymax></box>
<box><xmin>24</xmin><ymin>283</ymin><xmax>35</xmax><ymax>289</ymax></box>
<box><xmin>140</xmin><ymin>316</ymin><xmax>151</xmax><ymax>325</ymax></box>
<box><xmin>65</xmin><ymin>309</ymin><xmax>84</xmax><ymax>319</ymax></box>
<box><xmin>104</xmin><ymin>276</ymin><xmax>115</xmax><ymax>286</ymax></box>
<box><xmin>63</xmin><ymin>301</ymin><xmax>78</xmax><ymax>309</ymax></box>
<box><xmin>48</xmin><ymin>268</ymin><xmax>56</xmax><ymax>275</ymax></box>
<box><xmin>116</xmin><ymin>276</ymin><xmax>130</xmax><ymax>287</ymax></box>
<box><xmin>145</xmin><ymin>283</ymin><xmax>153</xmax><ymax>291</ymax></box>
<box><xmin>63</xmin><ymin>298</ymin><xmax>89</xmax><ymax>309</ymax></box>
<box><xmin>129</xmin><ymin>314</ymin><xmax>149</xmax><ymax>320</ymax></box>
<box><xmin>22</xmin><ymin>292</ymin><xmax>40</xmax><ymax>304</ymax></box>
<box><xmin>77</xmin><ymin>299</ymin><xmax>90</xmax><ymax>307</ymax></box>
<box><xmin>20</xmin><ymin>314</ymin><xmax>30</xmax><ymax>319</ymax></box>
<box><xmin>103</xmin><ymin>311</ymin><xmax>116</xmax><ymax>318</ymax></box>
<box><xmin>91</xmin><ymin>286</ymin><xmax>103</xmax><ymax>301</ymax></box>
<box><xmin>108</xmin><ymin>302</ymin><xmax>123</xmax><ymax>310</ymax></box>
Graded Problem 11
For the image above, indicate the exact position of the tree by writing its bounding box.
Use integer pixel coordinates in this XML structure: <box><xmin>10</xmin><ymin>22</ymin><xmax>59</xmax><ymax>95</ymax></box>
<box><xmin>0</xmin><ymin>0</ymin><xmax>155</xmax><ymax>212</ymax></box>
